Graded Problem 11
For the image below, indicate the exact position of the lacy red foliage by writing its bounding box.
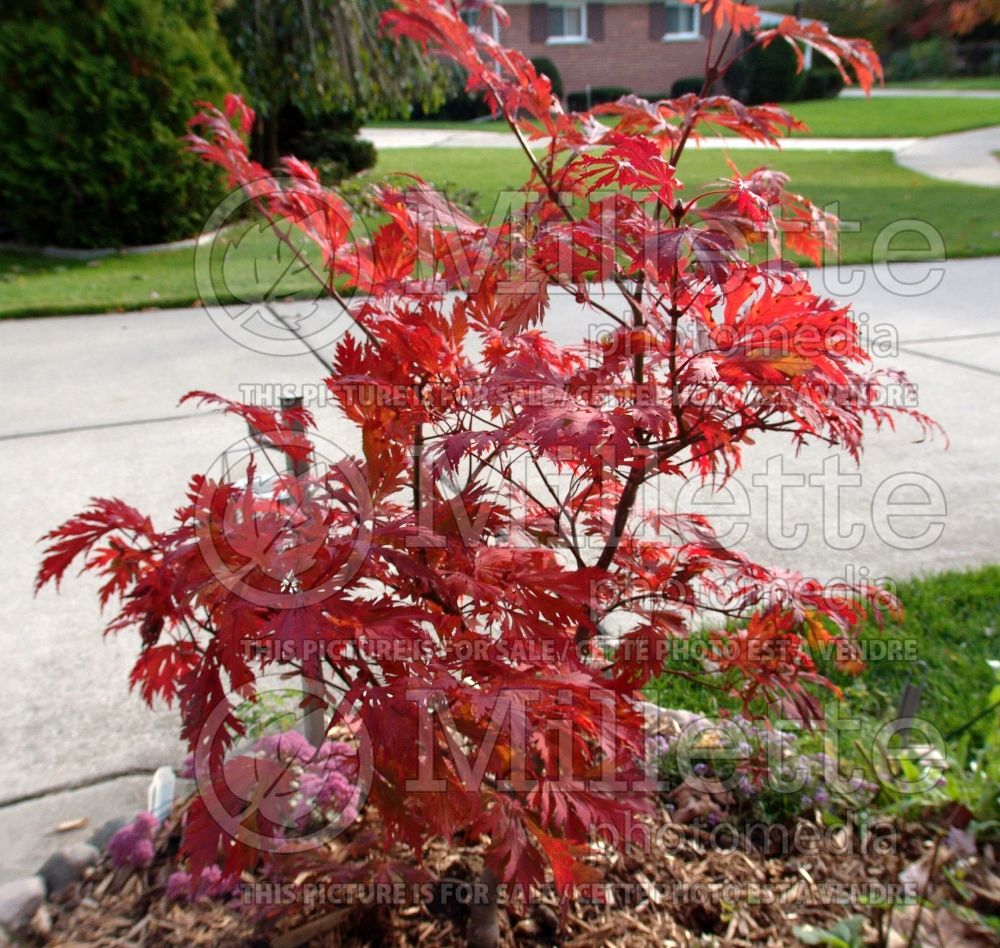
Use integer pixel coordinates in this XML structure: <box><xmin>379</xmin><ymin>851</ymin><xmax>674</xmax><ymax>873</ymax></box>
<box><xmin>39</xmin><ymin>0</ymin><xmax>937</xmax><ymax>905</ymax></box>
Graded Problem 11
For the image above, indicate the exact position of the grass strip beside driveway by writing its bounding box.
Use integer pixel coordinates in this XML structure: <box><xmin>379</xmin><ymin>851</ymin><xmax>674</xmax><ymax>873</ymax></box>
<box><xmin>3</xmin><ymin>146</ymin><xmax>999</xmax><ymax>319</ymax></box>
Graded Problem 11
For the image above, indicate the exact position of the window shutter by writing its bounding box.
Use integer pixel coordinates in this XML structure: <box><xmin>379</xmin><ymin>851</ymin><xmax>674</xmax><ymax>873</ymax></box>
<box><xmin>530</xmin><ymin>3</ymin><xmax>548</xmax><ymax>43</ymax></box>
<box><xmin>648</xmin><ymin>2</ymin><xmax>666</xmax><ymax>40</ymax></box>
<box><xmin>588</xmin><ymin>3</ymin><xmax>605</xmax><ymax>41</ymax></box>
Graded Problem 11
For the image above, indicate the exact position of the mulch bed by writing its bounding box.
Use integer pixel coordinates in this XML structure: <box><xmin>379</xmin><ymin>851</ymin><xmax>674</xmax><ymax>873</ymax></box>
<box><xmin>23</xmin><ymin>796</ymin><xmax>1000</xmax><ymax>947</ymax></box>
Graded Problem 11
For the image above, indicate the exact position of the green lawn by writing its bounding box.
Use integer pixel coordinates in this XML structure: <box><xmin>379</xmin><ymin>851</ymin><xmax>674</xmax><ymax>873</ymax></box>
<box><xmin>0</xmin><ymin>222</ymin><xmax>324</xmax><ymax>320</ymax></box>
<box><xmin>787</xmin><ymin>95</ymin><xmax>1000</xmax><ymax>137</ymax></box>
<box><xmin>370</xmin><ymin>146</ymin><xmax>1000</xmax><ymax>261</ymax></box>
<box><xmin>823</xmin><ymin>566</ymin><xmax>1000</xmax><ymax>745</ymax></box>
<box><xmin>649</xmin><ymin>564</ymin><xmax>1000</xmax><ymax>746</ymax></box>
<box><xmin>3</xmin><ymin>143</ymin><xmax>999</xmax><ymax>318</ymax></box>
<box><xmin>369</xmin><ymin>94</ymin><xmax>1000</xmax><ymax>138</ymax></box>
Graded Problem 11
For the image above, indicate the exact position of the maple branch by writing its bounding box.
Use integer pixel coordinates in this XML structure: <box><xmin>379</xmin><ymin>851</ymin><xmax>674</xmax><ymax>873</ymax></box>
<box><xmin>252</xmin><ymin>200</ymin><xmax>378</xmax><ymax>348</ymax></box>
<box><xmin>528</xmin><ymin>455</ymin><xmax>586</xmax><ymax>568</ymax></box>
<box><xmin>589</xmin><ymin>424</ymin><xmax>709</xmax><ymax>585</ymax></box>
<box><xmin>668</xmin><ymin>307</ymin><xmax>688</xmax><ymax>441</ymax></box>
<box><xmin>508</xmin><ymin>115</ymin><xmax>575</xmax><ymax>225</ymax></box>
<box><xmin>412</xmin><ymin>422</ymin><xmax>424</xmax><ymax>517</ymax></box>
<box><xmin>477</xmin><ymin>456</ymin><xmax>584</xmax><ymax>565</ymax></box>
<box><xmin>504</xmin><ymin>112</ymin><xmax>635</xmax><ymax>334</ymax></box>
<box><xmin>534</xmin><ymin>253</ymin><xmax>629</xmax><ymax>329</ymax></box>
<box><xmin>593</xmin><ymin>465</ymin><xmax>643</xmax><ymax>573</ymax></box>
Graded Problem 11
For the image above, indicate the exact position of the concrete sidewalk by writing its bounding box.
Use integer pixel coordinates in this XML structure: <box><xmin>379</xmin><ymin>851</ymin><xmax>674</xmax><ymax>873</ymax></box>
<box><xmin>896</xmin><ymin>124</ymin><xmax>1000</xmax><ymax>187</ymax></box>
<box><xmin>841</xmin><ymin>87</ymin><xmax>1000</xmax><ymax>99</ymax></box>
<box><xmin>2</xmin><ymin>258</ymin><xmax>999</xmax><ymax>881</ymax></box>
<box><xmin>362</xmin><ymin>125</ymin><xmax>920</xmax><ymax>152</ymax></box>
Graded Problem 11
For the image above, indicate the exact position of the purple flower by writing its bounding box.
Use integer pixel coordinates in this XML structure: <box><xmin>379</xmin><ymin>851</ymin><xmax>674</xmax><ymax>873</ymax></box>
<box><xmin>253</xmin><ymin>730</ymin><xmax>313</xmax><ymax>765</ymax></box>
<box><xmin>693</xmin><ymin>763</ymin><xmax>709</xmax><ymax>776</ymax></box>
<box><xmin>738</xmin><ymin>776</ymin><xmax>754</xmax><ymax>797</ymax></box>
<box><xmin>165</xmin><ymin>865</ymin><xmax>241</xmax><ymax>902</ymax></box>
<box><xmin>107</xmin><ymin>812</ymin><xmax>160</xmax><ymax>869</ymax></box>
<box><xmin>814</xmin><ymin>789</ymin><xmax>829</xmax><ymax>806</ymax></box>
<box><xmin>165</xmin><ymin>871</ymin><xmax>192</xmax><ymax>901</ymax></box>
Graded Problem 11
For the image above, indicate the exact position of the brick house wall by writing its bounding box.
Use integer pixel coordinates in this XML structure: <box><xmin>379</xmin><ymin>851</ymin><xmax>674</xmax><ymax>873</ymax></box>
<box><xmin>498</xmin><ymin>1</ymin><xmax>717</xmax><ymax>97</ymax></box>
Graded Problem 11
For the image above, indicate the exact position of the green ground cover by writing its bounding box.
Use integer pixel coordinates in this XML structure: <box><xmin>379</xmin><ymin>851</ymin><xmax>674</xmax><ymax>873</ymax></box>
<box><xmin>4</xmin><ymin>138</ymin><xmax>999</xmax><ymax>319</ymax></box>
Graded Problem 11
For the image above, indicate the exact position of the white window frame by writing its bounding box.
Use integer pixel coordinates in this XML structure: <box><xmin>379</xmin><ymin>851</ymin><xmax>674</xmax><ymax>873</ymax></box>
<box><xmin>459</xmin><ymin>5</ymin><xmax>500</xmax><ymax>40</ymax></box>
<box><xmin>662</xmin><ymin>1</ymin><xmax>701</xmax><ymax>41</ymax></box>
<box><xmin>546</xmin><ymin>2</ymin><xmax>588</xmax><ymax>45</ymax></box>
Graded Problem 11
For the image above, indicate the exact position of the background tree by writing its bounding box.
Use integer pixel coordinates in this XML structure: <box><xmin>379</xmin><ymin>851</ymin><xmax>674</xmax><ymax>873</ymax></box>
<box><xmin>882</xmin><ymin>0</ymin><xmax>999</xmax><ymax>42</ymax></box>
<box><xmin>799</xmin><ymin>0</ymin><xmax>888</xmax><ymax>50</ymax></box>
<box><xmin>0</xmin><ymin>0</ymin><xmax>240</xmax><ymax>249</ymax></box>
<box><xmin>880</xmin><ymin>0</ymin><xmax>1000</xmax><ymax>77</ymax></box>
<box><xmin>951</xmin><ymin>0</ymin><xmax>1000</xmax><ymax>35</ymax></box>
<box><xmin>214</xmin><ymin>0</ymin><xmax>449</xmax><ymax>170</ymax></box>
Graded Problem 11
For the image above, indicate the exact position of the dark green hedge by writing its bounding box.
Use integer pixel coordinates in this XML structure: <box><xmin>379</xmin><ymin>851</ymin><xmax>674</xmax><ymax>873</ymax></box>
<box><xmin>670</xmin><ymin>76</ymin><xmax>706</xmax><ymax>97</ymax></box>
<box><xmin>530</xmin><ymin>57</ymin><xmax>564</xmax><ymax>101</ymax></box>
<box><xmin>726</xmin><ymin>41</ymin><xmax>843</xmax><ymax>105</ymax></box>
<box><xmin>742</xmin><ymin>39</ymin><xmax>805</xmax><ymax>105</ymax></box>
<box><xmin>0</xmin><ymin>0</ymin><xmax>240</xmax><ymax>248</ymax></box>
<box><xmin>800</xmin><ymin>66</ymin><xmax>845</xmax><ymax>100</ymax></box>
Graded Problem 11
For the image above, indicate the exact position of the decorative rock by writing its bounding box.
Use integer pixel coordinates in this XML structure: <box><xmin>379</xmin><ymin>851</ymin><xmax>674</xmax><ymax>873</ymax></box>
<box><xmin>30</xmin><ymin>903</ymin><xmax>52</xmax><ymax>938</ymax></box>
<box><xmin>87</xmin><ymin>817</ymin><xmax>129</xmax><ymax>851</ymax></box>
<box><xmin>0</xmin><ymin>876</ymin><xmax>45</xmax><ymax>931</ymax></box>
<box><xmin>530</xmin><ymin>903</ymin><xmax>560</xmax><ymax>937</ymax></box>
<box><xmin>637</xmin><ymin>701</ymin><xmax>706</xmax><ymax>736</ymax></box>
<box><xmin>38</xmin><ymin>842</ymin><xmax>99</xmax><ymax>895</ymax></box>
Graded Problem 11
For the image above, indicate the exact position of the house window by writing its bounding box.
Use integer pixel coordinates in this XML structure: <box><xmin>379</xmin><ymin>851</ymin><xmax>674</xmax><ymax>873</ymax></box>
<box><xmin>663</xmin><ymin>1</ymin><xmax>700</xmax><ymax>40</ymax></box>
<box><xmin>459</xmin><ymin>4</ymin><xmax>500</xmax><ymax>40</ymax></box>
<box><xmin>547</xmin><ymin>2</ymin><xmax>587</xmax><ymax>43</ymax></box>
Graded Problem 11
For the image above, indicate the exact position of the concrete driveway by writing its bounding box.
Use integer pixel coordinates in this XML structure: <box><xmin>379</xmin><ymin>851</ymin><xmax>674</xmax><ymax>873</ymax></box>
<box><xmin>1</xmin><ymin>257</ymin><xmax>999</xmax><ymax>880</ymax></box>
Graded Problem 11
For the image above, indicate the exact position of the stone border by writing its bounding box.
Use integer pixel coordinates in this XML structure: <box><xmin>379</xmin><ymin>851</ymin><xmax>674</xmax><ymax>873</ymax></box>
<box><xmin>0</xmin><ymin>768</ymin><xmax>176</xmax><ymax>940</ymax></box>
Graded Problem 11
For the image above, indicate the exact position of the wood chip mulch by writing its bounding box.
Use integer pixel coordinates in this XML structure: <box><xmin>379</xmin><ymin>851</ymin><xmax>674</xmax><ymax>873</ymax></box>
<box><xmin>23</xmin><ymin>801</ymin><xmax>1000</xmax><ymax>947</ymax></box>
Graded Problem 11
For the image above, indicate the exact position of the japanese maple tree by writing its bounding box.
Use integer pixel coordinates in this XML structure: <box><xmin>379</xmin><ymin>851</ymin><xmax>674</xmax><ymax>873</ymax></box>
<box><xmin>38</xmin><ymin>1</ymin><xmax>937</xmax><ymax>942</ymax></box>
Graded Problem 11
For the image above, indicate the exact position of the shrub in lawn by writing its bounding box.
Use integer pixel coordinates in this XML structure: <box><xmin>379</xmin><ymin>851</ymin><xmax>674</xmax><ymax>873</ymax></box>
<box><xmin>744</xmin><ymin>35</ymin><xmax>806</xmax><ymax>103</ymax></box>
<box><xmin>530</xmin><ymin>56</ymin><xmax>564</xmax><ymax>100</ymax></box>
<box><xmin>39</xmin><ymin>2</ymin><xmax>933</xmax><ymax>943</ymax></box>
<box><xmin>671</xmin><ymin>75</ymin><xmax>707</xmax><ymax>96</ymax></box>
<box><xmin>886</xmin><ymin>36</ymin><xmax>955</xmax><ymax>82</ymax></box>
<box><xmin>279</xmin><ymin>109</ymin><xmax>378</xmax><ymax>183</ymax></box>
<box><xmin>800</xmin><ymin>65</ymin><xmax>846</xmax><ymax>100</ymax></box>
<box><xmin>216</xmin><ymin>0</ymin><xmax>447</xmax><ymax>167</ymax></box>
<box><xmin>0</xmin><ymin>0</ymin><xmax>239</xmax><ymax>249</ymax></box>
<box><xmin>566</xmin><ymin>85</ymin><xmax>632</xmax><ymax>110</ymax></box>
<box><xmin>416</xmin><ymin>61</ymin><xmax>493</xmax><ymax>120</ymax></box>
